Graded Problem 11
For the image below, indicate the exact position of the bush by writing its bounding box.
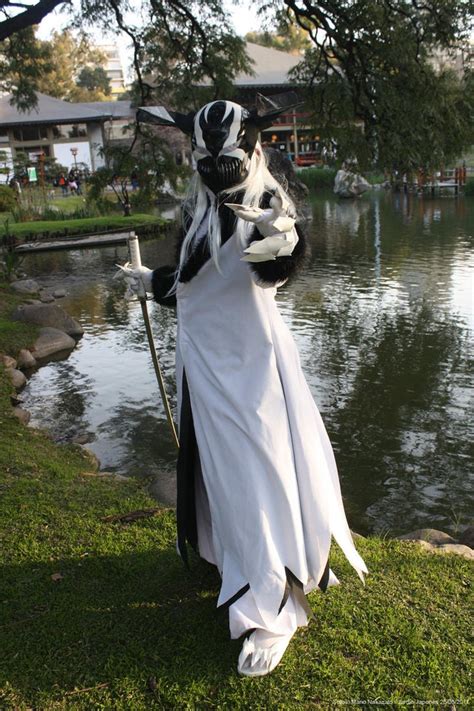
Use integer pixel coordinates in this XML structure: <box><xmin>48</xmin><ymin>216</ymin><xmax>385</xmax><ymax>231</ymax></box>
<box><xmin>464</xmin><ymin>177</ymin><xmax>474</xmax><ymax>196</ymax></box>
<box><xmin>298</xmin><ymin>167</ymin><xmax>337</xmax><ymax>190</ymax></box>
<box><xmin>0</xmin><ymin>185</ymin><xmax>17</xmax><ymax>212</ymax></box>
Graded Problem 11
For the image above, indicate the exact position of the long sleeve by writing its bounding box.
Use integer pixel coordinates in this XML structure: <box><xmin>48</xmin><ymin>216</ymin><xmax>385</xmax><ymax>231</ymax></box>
<box><xmin>246</xmin><ymin>221</ymin><xmax>308</xmax><ymax>288</ymax></box>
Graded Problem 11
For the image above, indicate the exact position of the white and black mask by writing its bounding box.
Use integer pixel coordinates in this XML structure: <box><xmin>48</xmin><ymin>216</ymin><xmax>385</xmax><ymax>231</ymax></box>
<box><xmin>191</xmin><ymin>101</ymin><xmax>258</xmax><ymax>192</ymax></box>
<box><xmin>137</xmin><ymin>95</ymin><xmax>297</xmax><ymax>193</ymax></box>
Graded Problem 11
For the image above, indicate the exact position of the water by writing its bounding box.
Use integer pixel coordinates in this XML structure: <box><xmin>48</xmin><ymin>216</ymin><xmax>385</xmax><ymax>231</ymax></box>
<box><xmin>20</xmin><ymin>192</ymin><xmax>474</xmax><ymax>536</ymax></box>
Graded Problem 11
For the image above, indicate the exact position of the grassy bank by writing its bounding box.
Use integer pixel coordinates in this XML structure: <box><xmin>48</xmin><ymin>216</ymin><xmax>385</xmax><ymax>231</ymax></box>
<box><xmin>2</xmin><ymin>214</ymin><xmax>166</xmax><ymax>242</ymax></box>
<box><xmin>299</xmin><ymin>167</ymin><xmax>386</xmax><ymax>191</ymax></box>
<box><xmin>0</xmin><ymin>288</ymin><xmax>472</xmax><ymax>709</ymax></box>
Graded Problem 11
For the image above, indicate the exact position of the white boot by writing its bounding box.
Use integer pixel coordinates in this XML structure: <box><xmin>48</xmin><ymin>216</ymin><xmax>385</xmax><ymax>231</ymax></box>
<box><xmin>237</xmin><ymin>628</ymin><xmax>295</xmax><ymax>677</ymax></box>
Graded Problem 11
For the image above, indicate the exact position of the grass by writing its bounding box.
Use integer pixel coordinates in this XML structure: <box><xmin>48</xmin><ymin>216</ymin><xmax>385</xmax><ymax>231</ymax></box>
<box><xmin>1</xmin><ymin>214</ymin><xmax>166</xmax><ymax>242</ymax></box>
<box><xmin>0</xmin><ymin>282</ymin><xmax>39</xmax><ymax>355</ymax></box>
<box><xmin>49</xmin><ymin>195</ymin><xmax>89</xmax><ymax>213</ymax></box>
<box><xmin>0</xmin><ymin>284</ymin><xmax>472</xmax><ymax>709</ymax></box>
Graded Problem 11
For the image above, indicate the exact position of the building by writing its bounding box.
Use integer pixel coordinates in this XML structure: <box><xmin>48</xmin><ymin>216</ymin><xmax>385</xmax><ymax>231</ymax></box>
<box><xmin>0</xmin><ymin>92</ymin><xmax>134</xmax><ymax>178</ymax></box>
<box><xmin>96</xmin><ymin>43</ymin><xmax>128</xmax><ymax>97</ymax></box>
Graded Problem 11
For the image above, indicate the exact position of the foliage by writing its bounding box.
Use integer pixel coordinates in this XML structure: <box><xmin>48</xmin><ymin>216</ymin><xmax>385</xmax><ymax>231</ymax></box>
<box><xmin>87</xmin><ymin>128</ymin><xmax>186</xmax><ymax>215</ymax></box>
<box><xmin>0</xmin><ymin>26</ymin><xmax>53</xmax><ymax>110</ymax></box>
<box><xmin>298</xmin><ymin>166</ymin><xmax>337</xmax><ymax>189</ymax></box>
<box><xmin>464</xmin><ymin>177</ymin><xmax>474</xmax><ymax>196</ymax></box>
<box><xmin>4</xmin><ymin>213</ymin><xmax>165</xmax><ymax>240</ymax></box>
<box><xmin>76</xmin><ymin>65</ymin><xmax>111</xmax><ymax>96</ymax></box>
<box><xmin>35</xmin><ymin>30</ymin><xmax>108</xmax><ymax>101</ymax></box>
<box><xmin>276</xmin><ymin>0</ymin><xmax>474</xmax><ymax>171</ymax></box>
<box><xmin>246</xmin><ymin>9</ymin><xmax>311</xmax><ymax>54</ymax></box>
<box><xmin>0</xmin><ymin>185</ymin><xmax>17</xmax><ymax>212</ymax></box>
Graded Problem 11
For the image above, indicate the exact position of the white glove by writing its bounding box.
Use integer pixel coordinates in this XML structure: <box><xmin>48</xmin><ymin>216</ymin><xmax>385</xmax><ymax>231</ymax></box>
<box><xmin>225</xmin><ymin>186</ymin><xmax>299</xmax><ymax>262</ymax></box>
<box><xmin>114</xmin><ymin>262</ymin><xmax>154</xmax><ymax>299</ymax></box>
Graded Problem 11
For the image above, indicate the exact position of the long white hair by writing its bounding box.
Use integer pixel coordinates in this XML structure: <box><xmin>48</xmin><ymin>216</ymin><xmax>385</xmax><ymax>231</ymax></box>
<box><xmin>169</xmin><ymin>143</ymin><xmax>294</xmax><ymax>291</ymax></box>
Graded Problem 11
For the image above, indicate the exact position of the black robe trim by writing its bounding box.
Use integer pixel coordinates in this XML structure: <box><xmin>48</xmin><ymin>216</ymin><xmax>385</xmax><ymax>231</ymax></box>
<box><xmin>217</xmin><ymin>583</ymin><xmax>251</xmax><ymax>611</ymax></box>
<box><xmin>278</xmin><ymin>567</ymin><xmax>314</xmax><ymax>620</ymax></box>
<box><xmin>176</xmin><ymin>371</ymin><xmax>198</xmax><ymax>567</ymax></box>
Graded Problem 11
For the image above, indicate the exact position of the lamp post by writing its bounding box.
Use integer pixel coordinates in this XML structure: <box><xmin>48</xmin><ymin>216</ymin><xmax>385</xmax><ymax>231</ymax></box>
<box><xmin>70</xmin><ymin>147</ymin><xmax>78</xmax><ymax>171</ymax></box>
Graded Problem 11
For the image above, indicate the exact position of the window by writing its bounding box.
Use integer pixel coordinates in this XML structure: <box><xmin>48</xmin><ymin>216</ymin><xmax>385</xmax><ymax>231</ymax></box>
<box><xmin>13</xmin><ymin>146</ymin><xmax>51</xmax><ymax>160</ymax></box>
<box><xmin>52</xmin><ymin>124</ymin><xmax>88</xmax><ymax>139</ymax></box>
<box><xmin>12</xmin><ymin>126</ymin><xmax>48</xmax><ymax>142</ymax></box>
<box><xmin>0</xmin><ymin>129</ymin><xmax>8</xmax><ymax>143</ymax></box>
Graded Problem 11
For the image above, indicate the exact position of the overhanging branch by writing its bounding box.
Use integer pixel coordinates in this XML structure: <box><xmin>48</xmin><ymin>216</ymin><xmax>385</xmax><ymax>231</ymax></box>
<box><xmin>0</xmin><ymin>0</ymin><xmax>68</xmax><ymax>41</ymax></box>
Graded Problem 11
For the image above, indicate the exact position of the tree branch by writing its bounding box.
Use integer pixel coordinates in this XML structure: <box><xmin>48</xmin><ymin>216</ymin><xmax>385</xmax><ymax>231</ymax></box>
<box><xmin>0</xmin><ymin>0</ymin><xmax>67</xmax><ymax>41</ymax></box>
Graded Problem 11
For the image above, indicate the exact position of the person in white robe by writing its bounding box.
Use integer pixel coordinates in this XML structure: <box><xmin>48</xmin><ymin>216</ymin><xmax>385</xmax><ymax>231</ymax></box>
<box><xmin>122</xmin><ymin>98</ymin><xmax>368</xmax><ymax>677</ymax></box>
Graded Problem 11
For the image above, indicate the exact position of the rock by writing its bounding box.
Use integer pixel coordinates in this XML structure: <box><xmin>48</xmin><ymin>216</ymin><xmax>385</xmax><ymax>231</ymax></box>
<box><xmin>458</xmin><ymin>526</ymin><xmax>474</xmax><ymax>549</ymax></box>
<box><xmin>72</xmin><ymin>433</ymin><xmax>95</xmax><ymax>445</ymax></box>
<box><xmin>53</xmin><ymin>288</ymin><xmax>66</xmax><ymax>298</ymax></box>
<box><xmin>6</xmin><ymin>367</ymin><xmax>27</xmax><ymax>390</ymax></box>
<box><xmin>1</xmin><ymin>354</ymin><xmax>17</xmax><ymax>369</ymax></box>
<box><xmin>79</xmin><ymin>447</ymin><xmax>100</xmax><ymax>472</ymax></box>
<box><xmin>434</xmin><ymin>544</ymin><xmax>474</xmax><ymax>561</ymax></box>
<box><xmin>81</xmin><ymin>471</ymin><xmax>129</xmax><ymax>481</ymax></box>
<box><xmin>396</xmin><ymin>528</ymin><xmax>457</xmax><ymax>545</ymax></box>
<box><xmin>413</xmin><ymin>540</ymin><xmax>434</xmax><ymax>551</ymax></box>
<box><xmin>31</xmin><ymin>327</ymin><xmax>76</xmax><ymax>360</ymax></box>
<box><xmin>39</xmin><ymin>292</ymin><xmax>55</xmax><ymax>304</ymax></box>
<box><xmin>11</xmin><ymin>303</ymin><xmax>83</xmax><ymax>337</ymax></box>
<box><xmin>13</xmin><ymin>406</ymin><xmax>31</xmax><ymax>425</ymax></box>
<box><xmin>350</xmin><ymin>530</ymin><xmax>366</xmax><ymax>540</ymax></box>
<box><xmin>10</xmin><ymin>279</ymin><xmax>40</xmax><ymax>295</ymax></box>
<box><xmin>17</xmin><ymin>349</ymin><xmax>37</xmax><ymax>369</ymax></box>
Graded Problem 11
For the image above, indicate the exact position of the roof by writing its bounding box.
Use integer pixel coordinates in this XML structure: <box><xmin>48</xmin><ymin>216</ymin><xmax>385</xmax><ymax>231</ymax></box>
<box><xmin>78</xmin><ymin>101</ymin><xmax>134</xmax><ymax>119</ymax></box>
<box><xmin>0</xmin><ymin>93</ymin><xmax>132</xmax><ymax>127</ymax></box>
<box><xmin>232</xmin><ymin>42</ymin><xmax>302</xmax><ymax>87</ymax></box>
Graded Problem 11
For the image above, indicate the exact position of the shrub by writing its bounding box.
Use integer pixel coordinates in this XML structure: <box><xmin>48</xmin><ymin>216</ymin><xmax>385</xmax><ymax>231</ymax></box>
<box><xmin>464</xmin><ymin>177</ymin><xmax>474</xmax><ymax>196</ymax></box>
<box><xmin>298</xmin><ymin>167</ymin><xmax>337</xmax><ymax>190</ymax></box>
<box><xmin>0</xmin><ymin>185</ymin><xmax>17</xmax><ymax>213</ymax></box>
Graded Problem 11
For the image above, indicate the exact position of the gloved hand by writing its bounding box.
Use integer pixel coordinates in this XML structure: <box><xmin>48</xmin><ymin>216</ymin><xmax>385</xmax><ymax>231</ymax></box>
<box><xmin>114</xmin><ymin>262</ymin><xmax>154</xmax><ymax>299</ymax></box>
<box><xmin>225</xmin><ymin>186</ymin><xmax>299</xmax><ymax>262</ymax></box>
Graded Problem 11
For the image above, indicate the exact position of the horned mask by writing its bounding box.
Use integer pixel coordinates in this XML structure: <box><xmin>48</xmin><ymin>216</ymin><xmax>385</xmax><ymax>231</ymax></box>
<box><xmin>137</xmin><ymin>94</ymin><xmax>300</xmax><ymax>193</ymax></box>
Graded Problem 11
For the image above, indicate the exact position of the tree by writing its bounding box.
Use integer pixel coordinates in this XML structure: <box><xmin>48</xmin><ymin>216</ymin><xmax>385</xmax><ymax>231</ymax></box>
<box><xmin>76</xmin><ymin>66</ymin><xmax>111</xmax><ymax>96</ymax></box>
<box><xmin>246</xmin><ymin>10</ymin><xmax>311</xmax><ymax>54</ymax></box>
<box><xmin>0</xmin><ymin>26</ymin><xmax>53</xmax><ymax>109</ymax></box>
<box><xmin>273</xmin><ymin>0</ymin><xmax>474</xmax><ymax>170</ymax></box>
<box><xmin>35</xmin><ymin>30</ymin><xmax>108</xmax><ymax>101</ymax></box>
<box><xmin>0</xmin><ymin>0</ymin><xmax>66</xmax><ymax>42</ymax></box>
<box><xmin>1</xmin><ymin>1</ymin><xmax>252</xmax><ymax>111</ymax></box>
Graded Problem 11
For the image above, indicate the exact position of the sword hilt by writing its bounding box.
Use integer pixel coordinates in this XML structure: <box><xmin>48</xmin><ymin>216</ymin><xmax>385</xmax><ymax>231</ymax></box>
<box><xmin>128</xmin><ymin>231</ymin><xmax>142</xmax><ymax>269</ymax></box>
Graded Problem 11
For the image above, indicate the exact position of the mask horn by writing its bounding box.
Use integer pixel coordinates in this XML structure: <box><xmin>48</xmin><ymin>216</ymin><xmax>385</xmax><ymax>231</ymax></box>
<box><xmin>137</xmin><ymin>106</ymin><xmax>195</xmax><ymax>134</ymax></box>
<box><xmin>246</xmin><ymin>91</ymin><xmax>304</xmax><ymax>131</ymax></box>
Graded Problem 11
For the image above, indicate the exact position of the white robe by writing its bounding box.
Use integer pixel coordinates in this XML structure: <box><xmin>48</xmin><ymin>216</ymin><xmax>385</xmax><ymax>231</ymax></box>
<box><xmin>175</xmin><ymin>230</ymin><xmax>368</xmax><ymax>637</ymax></box>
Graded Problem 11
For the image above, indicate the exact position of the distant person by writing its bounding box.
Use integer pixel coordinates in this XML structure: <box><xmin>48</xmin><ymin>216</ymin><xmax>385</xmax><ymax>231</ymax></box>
<box><xmin>68</xmin><ymin>173</ymin><xmax>78</xmax><ymax>195</ymax></box>
<box><xmin>9</xmin><ymin>177</ymin><xmax>21</xmax><ymax>199</ymax></box>
<box><xmin>130</xmin><ymin>170</ymin><xmax>139</xmax><ymax>191</ymax></box>
<box><xmin>58</xmin><ymin>174</ymin><xmax>68</xmax><ymax>196</ymax></box>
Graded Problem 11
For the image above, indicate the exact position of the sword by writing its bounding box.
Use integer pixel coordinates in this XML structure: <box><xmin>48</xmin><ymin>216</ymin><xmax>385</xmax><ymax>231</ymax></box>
<box><xmin>127</xmin><ymin>231</ymin><xmax>180</xmax><ymax>450</ymax></box>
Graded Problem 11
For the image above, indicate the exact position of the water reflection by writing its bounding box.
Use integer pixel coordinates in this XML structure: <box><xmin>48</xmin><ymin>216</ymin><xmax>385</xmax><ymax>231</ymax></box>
<box><xmin>21</xmin><ymin>193</ymin><xmax>473</xmax><ymax>536</ymax></box>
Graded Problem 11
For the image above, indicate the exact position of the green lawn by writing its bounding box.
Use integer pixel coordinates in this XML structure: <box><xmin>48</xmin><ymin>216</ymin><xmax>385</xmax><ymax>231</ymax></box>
<box><xmin>0</xmin><ymin>285</ymin><xmax>472</xmax><ymax>710</ymax></box>
<box><xmin>2</xmin><ymin>214</ymin><xmax>165</xmax><ymax>241</ymax></box>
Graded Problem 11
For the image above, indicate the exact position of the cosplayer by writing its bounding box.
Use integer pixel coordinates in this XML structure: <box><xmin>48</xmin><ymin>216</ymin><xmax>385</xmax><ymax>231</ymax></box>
<box><xmin>122</xmin><ymin>97</ymin><xmax>368</xmax><ymax>677</ymax></box>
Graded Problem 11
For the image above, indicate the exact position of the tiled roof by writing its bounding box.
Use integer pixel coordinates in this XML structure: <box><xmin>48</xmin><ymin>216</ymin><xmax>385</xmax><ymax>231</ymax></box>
<box><xmin>231</xmin><ymin>42</ymin><xmax>302</xmax><ymax>87</ymax></box>
<box><xmin>0</xmin><ymin>92</ymin><xmax>132</xmax><ymax>126</ymax></box>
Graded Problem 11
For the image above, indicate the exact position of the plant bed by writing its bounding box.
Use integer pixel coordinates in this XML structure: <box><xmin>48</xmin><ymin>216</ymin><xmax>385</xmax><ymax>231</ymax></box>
<box><xmin>3</xmin><ymin>214</ymin><xmax>170</xmax><ymax>243</ymax></box>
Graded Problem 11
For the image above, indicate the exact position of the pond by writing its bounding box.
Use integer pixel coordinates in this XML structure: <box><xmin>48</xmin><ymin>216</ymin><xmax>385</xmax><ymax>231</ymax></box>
<box><xmin>20</xmin><ymin>191</ymin><xmax>473</xmax><ymax>536</ymax></box>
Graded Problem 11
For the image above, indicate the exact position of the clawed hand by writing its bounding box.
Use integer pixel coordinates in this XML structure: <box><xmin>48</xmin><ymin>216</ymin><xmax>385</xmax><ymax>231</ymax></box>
<box><xmin>114</xmin><ymin>262</ymin><xmax>154</xmax><ymax>299</ymax></box>
<box><xmin>225</xmin><ymin>186</ymin><xmax>298</xmax><ymax>263</ymax></box>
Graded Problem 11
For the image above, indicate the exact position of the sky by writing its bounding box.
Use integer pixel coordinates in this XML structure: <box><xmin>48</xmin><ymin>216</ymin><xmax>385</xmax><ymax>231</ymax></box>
<box><xmin>36</xmin><ymin>0</ymin><xmax>264</xmax><ymax>81</ymax></box>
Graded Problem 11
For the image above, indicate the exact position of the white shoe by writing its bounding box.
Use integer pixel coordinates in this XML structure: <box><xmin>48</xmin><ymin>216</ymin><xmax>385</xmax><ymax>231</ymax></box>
<box><xmin>237</xmin><ymin>628</ymin><xmax>295</xmax><ymax>677</ymax></box>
